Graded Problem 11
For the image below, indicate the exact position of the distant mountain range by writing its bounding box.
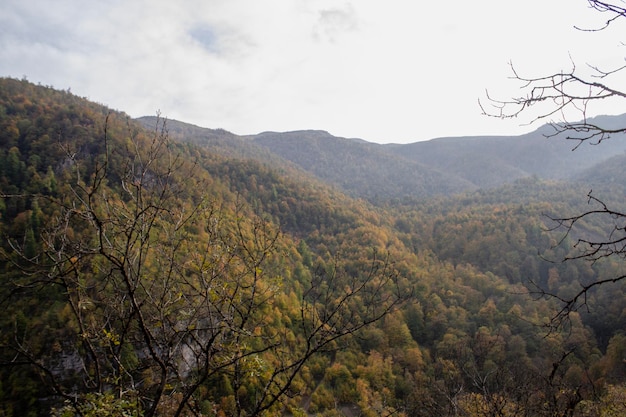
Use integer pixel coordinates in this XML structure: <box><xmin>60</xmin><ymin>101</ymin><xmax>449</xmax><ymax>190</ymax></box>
<box><xmin>138</xmin><ymin>114</ymin><xmax>626</xmax><ymax>201</ymax></box>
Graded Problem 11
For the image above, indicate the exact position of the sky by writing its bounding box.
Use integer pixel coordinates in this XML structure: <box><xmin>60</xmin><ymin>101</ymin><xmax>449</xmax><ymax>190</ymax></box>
<box><xmin>1</xmin><ymin>0</ymin><xmax>624</xmax><ymax>144</ymax></box>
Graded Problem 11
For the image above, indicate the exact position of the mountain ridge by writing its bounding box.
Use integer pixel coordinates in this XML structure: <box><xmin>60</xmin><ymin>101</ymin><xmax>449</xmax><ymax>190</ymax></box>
<box><xmin>137</xmin><ymin>114</ymin><xmax>626</xmax><ymax>201</ymax></box>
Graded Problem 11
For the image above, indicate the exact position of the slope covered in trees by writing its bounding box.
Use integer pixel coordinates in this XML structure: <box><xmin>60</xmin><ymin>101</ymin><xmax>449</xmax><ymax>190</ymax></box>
<box><xmin>136</xmin><ymin>114</ymin><xmax>626</xmax><ymax>203</ymax></box>
<box><xmin>2</xmin><ymin>78</ymin><xmax>626</xmax><ymax>416</ymax></box>
<box><xmin>384</xmin><ymin>117</ymin><xmax>626</xmax><ymax>189</ymax></box>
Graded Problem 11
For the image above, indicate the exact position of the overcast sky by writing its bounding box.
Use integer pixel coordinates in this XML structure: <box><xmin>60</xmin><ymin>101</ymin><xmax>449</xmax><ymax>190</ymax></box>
<box><xmin>1</xmin><ymin>0</ymin><xmax>624</xmax><ymax>143</ymax></box>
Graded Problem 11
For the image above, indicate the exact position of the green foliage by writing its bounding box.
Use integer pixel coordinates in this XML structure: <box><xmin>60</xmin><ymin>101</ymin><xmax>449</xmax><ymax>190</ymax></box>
<box><xmin>2</xmin><ymin>78</ymin><xmax>626</xmax><ymax>416</ymax></box>
<box><xmin>52</xmin><ymin>392</ymin><xmax>143</xmax><ymax>417</ymax></box>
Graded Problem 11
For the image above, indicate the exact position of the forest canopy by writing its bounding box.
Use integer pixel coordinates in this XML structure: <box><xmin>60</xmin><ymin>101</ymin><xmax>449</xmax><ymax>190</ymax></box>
<box><xmin>1</xmin><ymin>77</ymin><xmax>626</xmax><ymax>417</ymax></box>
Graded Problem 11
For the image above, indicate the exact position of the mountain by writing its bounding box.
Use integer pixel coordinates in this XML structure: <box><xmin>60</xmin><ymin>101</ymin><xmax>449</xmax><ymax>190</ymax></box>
<box><xmin>250</xmin><ymin>130</ymin><xmax>475</xmax><ymax>200</ymax></box>
<box><xmin>140</xmin><ymin>115</ymin><xmax>626</xmax><ymax>201</ymax></box>
<box><xmin>385</xmin><ymin>118</ymin><xmax>626</xmax><ymax>189</ymax></box>
<box><xmin>137</xmin><ymin>116</ymin><xmax>271</xmax><ymax>160</ymax></box>
<box><xmin>250</xmin><ymin>120</ymin><xmax>626</xmax><ymax>198</ymax></box>
<box><xmin>134</xmin><ymin>120</ymin><xmax>476</xmax><ymax>200</ymax></box>
<box><xmin>3</xmin><ymin>77</ymin><xmax>626</xmax><ymax>417</ymax></box>
<box><xmin>576</xmin><ymin>150</ymin><xmax>626</xmax><ymax>190</ymax></box>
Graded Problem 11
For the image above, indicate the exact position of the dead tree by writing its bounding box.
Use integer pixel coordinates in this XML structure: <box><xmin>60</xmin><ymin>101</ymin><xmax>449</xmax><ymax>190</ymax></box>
<box><xmin>480</xmin><ymin>1</ymin><xmax>626</xmax><ymax>148</ymax></box>
<box><xmin>480</xmin><ymin>1</ymin><xmax>626</xmax><ymax>330</ymax></box>
<box><xmin>0</xmin><ymin>114</ymin><xmax>406</xmax><ymax>416</ymax></box>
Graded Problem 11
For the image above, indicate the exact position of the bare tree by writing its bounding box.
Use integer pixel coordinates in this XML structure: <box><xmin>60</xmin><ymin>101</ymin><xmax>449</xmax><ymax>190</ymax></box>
<box><xmin>480</xmin><ymin>1</ymin><xmax>626</xmax><ymax>329</ymax></box>
<box><xmin>0</xmin><ymin>115</ymin><xmax>406</xmax><ymax>416</ymax></box>
<box><xmin>480</xmin><ymin>1</ymin><xmax>626</xmax><ymax>148</ymax></box>
<box><xmin>534</xmin><ymin>191</ymin><xmax>626</xmax><ymax>329</ymax></box>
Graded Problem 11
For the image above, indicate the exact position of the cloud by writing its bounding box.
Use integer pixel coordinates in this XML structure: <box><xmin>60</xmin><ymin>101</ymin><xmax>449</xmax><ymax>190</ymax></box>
<box><xmin>1</xmin><ymin>0</ymin><xmax>623</xmax><ymax>143</ymax></box>
<box><xmin>313</xmin><ymin>4</ymin><xmax>359</xmax><ymax>42</ymax></box>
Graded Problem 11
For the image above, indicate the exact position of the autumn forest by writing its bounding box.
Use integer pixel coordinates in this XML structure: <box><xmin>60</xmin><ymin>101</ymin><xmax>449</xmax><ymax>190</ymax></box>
<box><xmin>2</xmin><ymin>78</ymin><xmax>626</xmax><ymax>417</ymax></box>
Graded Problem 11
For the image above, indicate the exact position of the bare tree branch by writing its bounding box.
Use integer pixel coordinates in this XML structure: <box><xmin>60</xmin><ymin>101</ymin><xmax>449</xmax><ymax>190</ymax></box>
<box><xmin>576</xmin><ymin>0</ymin><xmax>626</xmax><ymax>31</ymax></box>
<box><xmin>1</xmin><ymin>114</ymin><xmax>408</xmax><ymax>416</ymax></box>
<box><xmin>481</xmin><ymin>1</ymin><xmax>626</xmax><ymax>332</ymax></box>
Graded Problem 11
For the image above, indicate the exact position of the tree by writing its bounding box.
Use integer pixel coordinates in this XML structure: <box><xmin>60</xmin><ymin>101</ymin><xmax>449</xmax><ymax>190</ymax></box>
<box><xmin>481</xmin><ymin>1</ymin><xmax>626</xmax><ymax>329</ymax></box>
<box><xmin>481</xmin><ymin>1</ymin><xmax>626</xmax><ymax>148</ymax></box>
<box><xmin>0</xmin><ymin>114</ymin><xmax>406</xmax><ymax>416</ymax></box>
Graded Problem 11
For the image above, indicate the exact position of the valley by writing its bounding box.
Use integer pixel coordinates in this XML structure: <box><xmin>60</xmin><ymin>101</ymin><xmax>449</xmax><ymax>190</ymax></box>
<box><xmin>1</xmin><ymin>77</ymin><xmax>626</xmax><ymax>416</ymax></box>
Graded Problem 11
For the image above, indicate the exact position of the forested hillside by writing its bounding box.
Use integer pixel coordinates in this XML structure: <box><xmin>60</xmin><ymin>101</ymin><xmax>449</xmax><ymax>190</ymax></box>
<box><xmin>2</xmin><ymin>78</ymin><xmax>626</xmax><ymax>417</ymax></box>
<box><xmin>137</xmin><ymin>114</ymin><xmax>626</xmax><ymax>203</ymax></box>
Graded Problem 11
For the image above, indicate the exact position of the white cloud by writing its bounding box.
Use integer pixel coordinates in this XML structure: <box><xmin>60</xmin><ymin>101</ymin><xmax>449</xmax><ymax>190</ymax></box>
<box><xmin>1</xmin><ymin>0</ymin><xmax>624</xmax><ymax>143</ymax></box>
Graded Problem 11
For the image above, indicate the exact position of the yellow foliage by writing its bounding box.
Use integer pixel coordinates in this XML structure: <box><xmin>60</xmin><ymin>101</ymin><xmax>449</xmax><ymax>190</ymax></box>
<box><xmin>102</xmin><ymin>328</ymin><xmax>120</xmax><ymax>346</ymax></box>
<box><xmin>458</xmin><ymin>392</ymin><xmax>520</xmax><ymax>417</ymax></box>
